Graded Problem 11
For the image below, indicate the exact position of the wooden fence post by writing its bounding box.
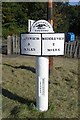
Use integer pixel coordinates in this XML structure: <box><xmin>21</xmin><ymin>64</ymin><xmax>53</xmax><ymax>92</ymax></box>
<box><xmin>12</xmin><ymin>34</ymin><xmax>20</xmax><ymax>54</ymax></box>
<box><xmin>15</xmin><ymin>34</ymin><xmax>20</xmax><ymax>54</ymax></box>
<box><xmin>74</xmin><ymin>41</ymin><xmax>78</xmax><ymax>58</ymax></box>
<box><xmin>17</xmin><ymin>36</ymin><xmax>20</xmax><ymax>54</ymax></box>
<box><xmin>72</xmin><ymin>41</ymin><xmax>75</xmax><ymax>58</ymax></box>
<box><xmin>67</xmin><ymin>41</ymin><xmax>70</xmax><ymax>57</ymax></box>
<box><xmin>7</xmin><ymin>35</ymin><xmax>12</xmax><ymax>55</ymax></box>
<box><xmin>78</xmin><ymin>43</ymin><xmax>80</xmax><ymax>58</ymax></box>
<box><xmin>64</xmin><ymin>40</ymin><xmax>79</xmax><ymax>58</ymax></box>
<box><xmin>12</xmin><ymin>34</ymin><xmax>16</xmax><ymax>54</ymax></box>
<box><xmin>64</xmin><ymin>42</ymin><xmax>67</xmax><ymax>56</ymax></box>
<box><xmin>69</xmin><ymin>42</ymin><xmax>73</xmax><ymax>57</ymax></box>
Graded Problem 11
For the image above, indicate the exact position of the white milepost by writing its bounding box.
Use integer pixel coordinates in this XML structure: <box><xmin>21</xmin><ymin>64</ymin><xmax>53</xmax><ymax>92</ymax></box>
<box><xmin>20</xmin><ymin>20</ymin><xmax>64</xmax><ymax>112</ymax></box>
<box><xmin>36</xmin><ymin>57</ymin><xmax>49</xmax><ymax>111</ymax></box>
<box><xmin>30</xmin><ymin>20</ymin><xmax>53</xmax><ymax>111</ymax></box>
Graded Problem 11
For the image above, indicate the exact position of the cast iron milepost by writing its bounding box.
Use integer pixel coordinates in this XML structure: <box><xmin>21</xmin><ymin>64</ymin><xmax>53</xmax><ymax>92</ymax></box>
<box><xmin>47</xmin><ymin>0</ymin><xmax>53</xmax><ymax>76</ymax></box>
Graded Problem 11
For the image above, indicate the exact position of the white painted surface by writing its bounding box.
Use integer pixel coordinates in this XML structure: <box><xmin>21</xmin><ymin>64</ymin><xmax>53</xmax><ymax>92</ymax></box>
<box><xmin>21</xmin><ymin>33</ymin><xmax>41</xmax><ymax>55</ymax></box>
<box><xmin>36</xmin><ymin>57</ymin><xmax>49</xmax><ymax>111</ymax></box>
<box><xmin>20</xmin><ymin>33</ymin><xmax>64</xmax><ymax>56</ymax></box>
<box><xmin>42</xmin><ymin>33</ymin><xmax>65</xmax><ymax>55</ymax></box>
<box><xmin>30</xmin><ymin>20</ymin><xmax>54</xmax><ymax>33</ymax></box>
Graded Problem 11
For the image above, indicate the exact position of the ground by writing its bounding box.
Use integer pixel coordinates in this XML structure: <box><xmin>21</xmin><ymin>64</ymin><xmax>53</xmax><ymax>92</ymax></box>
<box><xmin>2</xmin><ymin>55</ymin><xmax>79</xmax><ymax>119</ymax></box>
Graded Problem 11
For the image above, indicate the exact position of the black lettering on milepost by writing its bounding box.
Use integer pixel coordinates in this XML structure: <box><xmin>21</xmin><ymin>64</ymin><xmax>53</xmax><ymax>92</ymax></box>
<box><xmin>47</xmin><ymin>48</ymin><xmax>60</xmax><ymax>52</ymax></box>
<box><xmin>53</xmin><ymin>43</ymin><xmax>55</xmax><ymax>46</ymax></box>
<box><xmin>24</xmin><ymin>48</ymin><xmax>35</xmax><ymax>51</ymax></box>
<box><xmin>28</xmin><ymin>43</ymin><xmax>30</xmax><ymax>46</ymax></box>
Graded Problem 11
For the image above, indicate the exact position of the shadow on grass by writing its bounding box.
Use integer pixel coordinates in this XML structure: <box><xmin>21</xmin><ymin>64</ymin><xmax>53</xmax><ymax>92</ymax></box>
<box><xmin>3</xmin><ymin>63</ymin><xmax>36</xmax><ymax>73</ymax></box>
<box><xmin>2</xmin><ymin>87</ymin><xmax>36</xmax><ymax>106</ymax></box>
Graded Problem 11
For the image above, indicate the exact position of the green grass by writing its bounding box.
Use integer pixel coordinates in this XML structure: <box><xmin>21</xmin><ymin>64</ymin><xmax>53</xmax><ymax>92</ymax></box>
<box><xmin>2</xmin><ymin>55</ymin><xmax>79</xmax><ymax>118</ymax></box>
